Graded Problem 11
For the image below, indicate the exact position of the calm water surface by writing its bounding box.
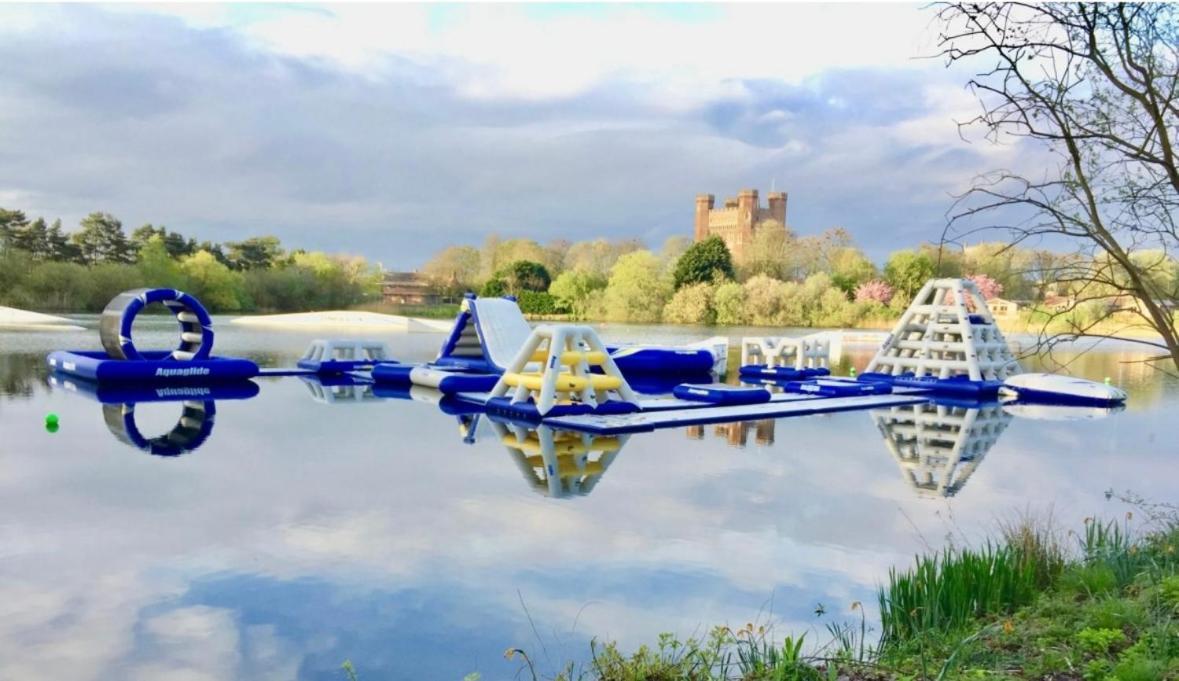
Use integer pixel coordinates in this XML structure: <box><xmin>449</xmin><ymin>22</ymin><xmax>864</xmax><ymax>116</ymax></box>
<box><xmin>1</xmin><ymin>316</ymin><xmax>1176</xmax><ymax>680</ymax></box>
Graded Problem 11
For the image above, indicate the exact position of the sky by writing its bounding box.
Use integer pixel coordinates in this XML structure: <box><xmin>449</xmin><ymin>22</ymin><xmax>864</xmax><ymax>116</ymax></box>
<box><xmin>0</xmin><ymin>3</ymin><xmax>1032</xmax><ymax>269</ymax></box>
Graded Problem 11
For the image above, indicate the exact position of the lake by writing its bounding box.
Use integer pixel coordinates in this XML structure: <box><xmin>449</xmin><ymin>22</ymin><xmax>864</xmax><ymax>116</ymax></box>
<box><xmin>1</xmin><ymin>316</ymin><xmax>1176</xmax><ymax>680</ymax></box>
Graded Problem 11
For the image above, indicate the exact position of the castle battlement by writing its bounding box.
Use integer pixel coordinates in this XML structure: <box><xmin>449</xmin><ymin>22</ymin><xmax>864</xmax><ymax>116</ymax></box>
<box><xmin>694</xmin><ymin>188</ymin><xmax>787</xmax><ymax>262</ymax></box>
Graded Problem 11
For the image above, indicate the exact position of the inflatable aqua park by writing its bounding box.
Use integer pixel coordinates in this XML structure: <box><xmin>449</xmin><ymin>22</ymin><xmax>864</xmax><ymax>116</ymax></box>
<box><xmin>46</xmin><ymin>279</ymin><xmax>1127</xmax><ymax>440</ymax></box>
<box><xmin>47</xmin><ymin>288</ymin><xmax>259</xmax><ymax>383</ymax></box>
<box><xmin>365</xmin><ymin>293</ymin><xmax>727</xmax><ymax>394</ymax></box>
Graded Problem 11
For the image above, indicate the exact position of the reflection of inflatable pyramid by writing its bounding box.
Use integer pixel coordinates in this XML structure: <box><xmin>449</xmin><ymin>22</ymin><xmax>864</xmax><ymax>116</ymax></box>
<box><xmin>872</xmin><ymin>402</ymin><xmax>1012</xmax><ymax>498</ymax></box>
<box><xmin>491</xmin><ymin>421</ymin><xmax>628</xmax><ymax>498</ymax></box>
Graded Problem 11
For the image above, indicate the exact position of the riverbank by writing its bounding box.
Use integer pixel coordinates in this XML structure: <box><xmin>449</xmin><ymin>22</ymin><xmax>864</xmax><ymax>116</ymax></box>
<box><xmin>514</xmin><ymin>506</ymin><xmax>1179</xmax><ymax>680</ymax></box>
<box><xmin>229</xmin><ymin>310</ymin><xmax>452</xmax><ymax>332</ymax></box>
<box><xmin>0</xmin><ymin>306</ymin><xmax>85</xmax><ymax>331</ymax></box>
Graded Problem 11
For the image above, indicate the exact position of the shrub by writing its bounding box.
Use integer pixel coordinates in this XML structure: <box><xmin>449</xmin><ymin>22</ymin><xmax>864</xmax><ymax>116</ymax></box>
<box><xmin>516</xmin><ymin>290</ymin><xmax>559</xmax><ymax>315</ymax></box>
<box><xmin>713</xmin><ymin>281</ymin><xmax>747</xmax><ymax>325</ymax></box>
<box><xmin>662</xmin><ymin>282</ymin><xmax>716</xmax><ymax>325</ymax></box>
<box><xmin>1076</xmin><ymin>627</ymin><xmax>1126</xmax><ymax>656</ymax></box>
<box><xmin>854</xmin><ymin>279</ymin><xmax>893</xmax><ymax>304</ymax></box>
<box><xmin>480</xmin><ymin>278</ymin><xmax>507</xmax><ymax>297</ymax></box>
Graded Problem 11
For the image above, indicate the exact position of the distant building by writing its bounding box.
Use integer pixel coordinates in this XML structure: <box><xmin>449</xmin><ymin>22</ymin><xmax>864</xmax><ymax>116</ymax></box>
<box><xmin>694</xmin><ymin>188</ymin><xmax>788</xmax><ymax>262</ymax></box>
<box><xmin>987</xmin><ymin>297</ymin><xmax>1022</xmax><ymax>320</ymax></box>
<box><xmin>381</xmin><ymin>272</ymin><xmax>444</xmax><ymax>305</ymax></box>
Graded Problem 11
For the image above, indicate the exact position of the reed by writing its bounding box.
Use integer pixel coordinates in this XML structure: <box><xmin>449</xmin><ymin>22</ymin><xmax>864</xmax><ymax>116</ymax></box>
<box><xmin>878</xmin><ymin>542</ymin><xmax>1039</xmax><ymax>648</ymax></box>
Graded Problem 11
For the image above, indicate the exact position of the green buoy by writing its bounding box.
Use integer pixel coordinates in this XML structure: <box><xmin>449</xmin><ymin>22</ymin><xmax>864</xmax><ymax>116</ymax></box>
<box><xmin>45</xmin><ymin>412</ymin><xmax>59</xmax><ymax>433</ymax></box>
<box><xmin>849</xmin><ymin>367</ymin><xmax>857</xmax><ymax>377</ymax></box>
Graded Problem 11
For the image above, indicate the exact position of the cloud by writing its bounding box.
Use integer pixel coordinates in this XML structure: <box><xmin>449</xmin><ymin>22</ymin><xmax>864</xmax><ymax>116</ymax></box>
<box><xmin>0</xmin><ymin>4</ymin><xmax>1031</xmax><ymax>267</ymax></box>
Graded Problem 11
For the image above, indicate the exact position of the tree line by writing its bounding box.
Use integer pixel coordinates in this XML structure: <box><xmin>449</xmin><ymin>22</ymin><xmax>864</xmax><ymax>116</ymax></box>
<box><xmin>415</xmin><ymin>225</ymin><xmax>1124</xmax><ymax>327</ymax></box>
<box><xmin>0</xmin><ymin>208</ymin><xmax>379</xmax><ymax>313</ymax></box>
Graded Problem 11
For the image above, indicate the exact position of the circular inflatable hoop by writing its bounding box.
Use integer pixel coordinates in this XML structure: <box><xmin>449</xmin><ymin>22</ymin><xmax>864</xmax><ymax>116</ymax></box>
<box><xmin>103</xmin><ymin>401</ymin><xmax>216</xmax><ymax>457</ymax></box>
<box><xmin>99</xmin><ymin>288</ymin><xmax>214</xmax><ymax>361</ymax></box>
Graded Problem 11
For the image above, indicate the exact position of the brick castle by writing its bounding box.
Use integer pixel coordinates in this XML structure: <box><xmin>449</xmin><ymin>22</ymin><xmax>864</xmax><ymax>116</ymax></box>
<box><xmin>694</xmin><ymin>188</ymin><xmax>787</xmax><ymax>262</ymax></box>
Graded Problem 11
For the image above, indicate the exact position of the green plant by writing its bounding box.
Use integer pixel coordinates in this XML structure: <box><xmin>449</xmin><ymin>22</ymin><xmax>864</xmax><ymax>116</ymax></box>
<box><xmin>879</xmin><ymin>543</ymin><xmax>1038</xmax><ymax>648</ymax></box>
<box><xmin>1076</xmin><ymin>627</ymin><xmax>1127</xmax><ymax>656</ymax></box>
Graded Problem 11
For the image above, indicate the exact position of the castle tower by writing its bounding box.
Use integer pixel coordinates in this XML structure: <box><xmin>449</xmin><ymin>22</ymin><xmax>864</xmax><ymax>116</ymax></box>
<box><xmin>693</xmin><ymin>187</ymin><xmax>788</xmax><ymax>263</ymax></box>
<box><xmin>767</xmin><ymin>192</ymin><xmax>787</xmax><ymax>225</ymax></box>
<box><xmin>694</xmin><ymin>194</ymin><xmax>714</xmax><ymax>242</ymax></box>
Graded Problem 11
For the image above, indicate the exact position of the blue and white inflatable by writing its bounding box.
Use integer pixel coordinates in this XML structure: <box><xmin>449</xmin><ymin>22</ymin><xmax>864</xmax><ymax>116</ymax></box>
<box><xmin>372</xmin><ymin>294</ymin><xmax>726</xmax><ymax>394</ymax></box>
<box><xmin>47</xmin><ymin>288</ymin><xmax>259</xmax><ymax>383</ymax></box>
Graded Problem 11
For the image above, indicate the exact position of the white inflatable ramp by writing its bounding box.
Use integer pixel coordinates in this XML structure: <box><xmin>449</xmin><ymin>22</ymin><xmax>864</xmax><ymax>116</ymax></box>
<box><xmin>544</xmin><ymin>393</ymin><xmax>928</xmax><ymax>435</ymax></box>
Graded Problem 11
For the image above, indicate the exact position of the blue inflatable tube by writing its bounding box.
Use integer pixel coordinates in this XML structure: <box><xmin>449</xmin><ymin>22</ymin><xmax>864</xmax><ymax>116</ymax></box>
<box><xmin>781</xmin><ymin>379</ymin><xmax>891</xmax><ymax>397</ymax></box>
<box><xmin>47</xmin><ymin>350</ymin><xmax>259</xmax><ymax>383</ymax></box>
<box><xmin>738</xmin><ymin>365</ymin><xmax>831</xmax><ymax>380</ymax></box>
<box><xmin>608</xmin><ymin>346</ymin><xmax>715</xmax><ymax>375</ymax></box>
<box><xmin>672</xmin><ymin>383</ymin><xmax>771</xmax><ymax>405</ymax></box>
<box><xmin>857</xmin><ymin>372</ymin><xmax>1003</xmax><ymax>398</ymax></box>
<box><xmin>100</xmin><ymin>288</ymin><xmax>214</xmax><ymax>361</ymax></box>
<box><xmin>370</xmin><ymin>363</ymin><xmax>500</xmax><ymax>394</ymax></box>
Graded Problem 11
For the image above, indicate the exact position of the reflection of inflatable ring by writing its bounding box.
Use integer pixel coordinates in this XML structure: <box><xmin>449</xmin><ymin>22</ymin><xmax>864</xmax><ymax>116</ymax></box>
<box><xmin>100</xmin><ymin>288</ymin><xmax>214</xmax><ymax>361</ymax></box>
<box><xmin>102</xmin><ymin>401</ymin><xmax>216</xmax><ymax>457</ymax></box>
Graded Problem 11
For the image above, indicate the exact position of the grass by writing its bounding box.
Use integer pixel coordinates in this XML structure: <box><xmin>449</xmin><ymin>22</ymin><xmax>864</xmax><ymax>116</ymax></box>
<box><xmin>495</xmin><ymin>508</ymin><xmax>1179</xmax><ymax>681</ymax></box>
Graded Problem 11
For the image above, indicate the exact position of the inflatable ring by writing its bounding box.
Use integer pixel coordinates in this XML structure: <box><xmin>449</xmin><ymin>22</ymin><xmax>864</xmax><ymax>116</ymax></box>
<box><xmin>100</xmin><ymin>288</ymin><xmax>214</xmax><ymax>361</ymax></box>
<box><xmin>102</xmin><ymin>401</ymin><xmax>216</xmax><ymax>457</ymax></box>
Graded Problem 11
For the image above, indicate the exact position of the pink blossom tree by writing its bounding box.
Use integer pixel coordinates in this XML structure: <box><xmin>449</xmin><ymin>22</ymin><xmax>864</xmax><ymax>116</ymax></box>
<box><xmin>854</xmin><ymin>279</ymin><xmax>893</xmax><ymax>305</ymax></box>
<box><xmin>968</xmin><ymin>273</ymin><xmax>1003</xmax><ymax>300</ymax></box>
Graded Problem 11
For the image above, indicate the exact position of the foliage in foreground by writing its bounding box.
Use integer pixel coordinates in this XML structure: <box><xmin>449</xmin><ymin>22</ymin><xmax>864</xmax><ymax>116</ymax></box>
<box><xmin>501</xmin><ymin>512</ymin><xmax>1179</xmax><ymax>681</ymax></box>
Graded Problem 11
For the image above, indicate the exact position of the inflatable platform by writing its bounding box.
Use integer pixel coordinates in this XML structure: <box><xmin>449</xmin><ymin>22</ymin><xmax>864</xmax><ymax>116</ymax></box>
<box><xmin>371</xmin><ymin>294</ymin><xmax>727</xmax><ymax>394</ymax></box>
<box><xmin>48</xmin><ymin>288</ymin><xmax>259</xmax><ymax>383</ymax></box>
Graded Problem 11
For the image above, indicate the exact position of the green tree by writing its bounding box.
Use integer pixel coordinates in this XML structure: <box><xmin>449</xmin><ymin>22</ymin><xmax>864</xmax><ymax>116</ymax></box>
<box><xmin>422</xmin><ymin>245</ymin><xmax>482</xmax><ymax>292</ymax></box>
<box><xmin>600</xmin><ymin>250</ymin><xmax>671</xmax><ymax>323</ymax></box>
<box><xmin>743</xmin><ymin>274</ymin><xmax>791</xmax><ymax>325</ymax></box>
<box><xmin>662</xmin><ymin>282</ymin><xmax>716</xmax><ymax>325</ymax></box>
<box><xmin>828</xmin><ymin>246</ymin><xmax>876</xmax><ymax>296</ymax></box>
<box><xmin>46</xmin><ymin>219</ymin><xmax>77</xmax><ymax>262</ymax></box>
<box><xmin>673</xmin><ymin>236</ymin><xmax>734</xmax><ymax>289</ymax></box>
<box><xmin>226</xmin><ymin>236</ymin><xmax>283</xmax><ymax>271</ymax></box>
<box><xmin>713</xmin><ymin>281</ymin><xmax>747</xmax><ymax>325</ymax></box>
<box><xmin>742</xmin><ymin>227</ymin><xmax>790</xmax><ymax>280</ymax></box>
<box><xmin>480</xmin><ymin>278</ymin><xmax>507</xmax><ymax>297</ymax></box>
<box><xmin>549</xmin><ymin>269</ymin><xmax>607</xmax><ymax>319</ymax></box>
<box><xmin>132</xmin><ymin>224</ymin><xmax>197</xmax><ymax>259</ymax></box>
<box><xmin>563</xmin><ymin>239</ymin><xmax>643</xmax><ymax>278</ymax></box>
<box><xmin>180</xmin><ymin>250</ymin><xmax>244</xmax><ymax>311</ymax></box>
<box><xmin>0</xmin><ymin>208</ymin><xmax>28</xmax><ymax>252</ymax></box>
<box><xmin>136</xmin><ymin>235</ymin><xmax>186</xmax><ymax>289</ymax></box>
<box><xmin>497</xmin><ymin>260</ymin><xmax>551</xmax><ymax>294</ymax></box>
<box><xmin>884</xmin><ymin>250</ymin><xmax>936</xmax><ymax>301</ymax></box>
<box><xmin>10</xmin><ymin>217</ymin><xmax>51</xmax><ymax>258</ymax></box>
<box><xmin>71</xmin><ymin>212</ymin><xmax>134</xmax><ymax>265</ymax></box>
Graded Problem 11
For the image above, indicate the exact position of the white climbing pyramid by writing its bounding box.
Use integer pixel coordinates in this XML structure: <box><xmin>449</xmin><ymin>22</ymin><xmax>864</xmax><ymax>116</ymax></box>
<box><xmin>866</xmin><ymin>278</ymin><xmax>1021</xmax><ymax>381</ymax></box>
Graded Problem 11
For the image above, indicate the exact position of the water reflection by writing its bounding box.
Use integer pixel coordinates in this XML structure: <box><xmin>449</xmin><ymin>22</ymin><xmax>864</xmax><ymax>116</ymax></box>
<box><xmin>685</xmin><ymin>419</ymin><xmax>777</xmax><ymax>447</ymax></box>
<box><xmin>299</xmin><ymin>374</ymin><xmax>381</xmax><ymax>404</ymax></box>
<box><xmin>49</xmin><ymin>375</ymin><xmax>259</xmax><ymax>457</ymax></box>
<box><xmin>873</xmin><ymin>401</ymin><xmax>1011</xmax><ymax>498</ymax></box>
<box><xmin>491</xmin><ymin>421</ymin><xmax>629</xmax><ymax>498</ymax></box>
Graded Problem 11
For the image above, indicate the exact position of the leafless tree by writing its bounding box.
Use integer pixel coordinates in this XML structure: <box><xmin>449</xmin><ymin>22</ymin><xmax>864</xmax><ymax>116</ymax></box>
<box><xmin>936</xmin><ymin>2</ymin><xmax>1179</xmax><ymax>371</ymax></box>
